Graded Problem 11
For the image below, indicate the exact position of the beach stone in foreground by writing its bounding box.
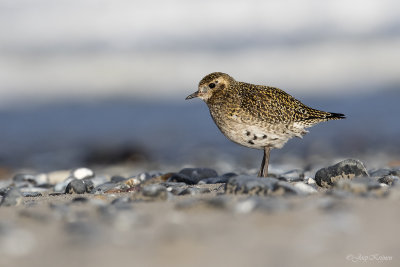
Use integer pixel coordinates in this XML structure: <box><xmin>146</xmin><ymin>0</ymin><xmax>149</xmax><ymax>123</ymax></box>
<box><xmin>225</xmin><ymin>176</ymin><xmax>279</xmax><ymax>195</ymax></box>
<box><xmin>65</xmin><ymin>180</ymin><xmax>87</xmax><ymax>194</ymax></box>
<box><xmin>0</xmin><ymin>187</ymin><xmax>23</xmax><ymax>206</ymax></box>
<box><xmin>170</xmin><ymin>168</ymin><xmax>218</xmax><ymax>184</ymax></box>
<box><xmin>315</xmin><ymin>159</ymin><xmax>369</xmax><ymax>188</ymax></box>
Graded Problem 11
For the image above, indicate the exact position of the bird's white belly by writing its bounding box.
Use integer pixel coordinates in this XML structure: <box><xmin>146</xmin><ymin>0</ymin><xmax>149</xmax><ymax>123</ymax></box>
<box><xmin>216</xmin><ymin>120</ymin><xmax>298</xmax><ymax>150</ymax></box>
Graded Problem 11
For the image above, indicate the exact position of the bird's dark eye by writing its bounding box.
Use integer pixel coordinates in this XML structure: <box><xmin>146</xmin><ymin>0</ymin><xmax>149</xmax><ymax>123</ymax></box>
<box><xmin>209</xmin><ymin>83</ymin><xmax>216</xmax><ymax>89</ymax></box>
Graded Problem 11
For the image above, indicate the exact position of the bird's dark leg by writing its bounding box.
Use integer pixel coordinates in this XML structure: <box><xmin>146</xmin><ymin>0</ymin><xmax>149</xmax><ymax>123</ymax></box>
<box><xmin>257</xmin><ymin>147</ymin><xmax>271</xmax><ymax>177</ymax></box>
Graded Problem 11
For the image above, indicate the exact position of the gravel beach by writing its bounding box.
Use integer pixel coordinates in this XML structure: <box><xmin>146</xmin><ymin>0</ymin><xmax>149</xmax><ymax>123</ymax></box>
<box><xmin>1</xmin><ymin>160</ymin><xmax>399</xmax><ymax>267</ymax></box>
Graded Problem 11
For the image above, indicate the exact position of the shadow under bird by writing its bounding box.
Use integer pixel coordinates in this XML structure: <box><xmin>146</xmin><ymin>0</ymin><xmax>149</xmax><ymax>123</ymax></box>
<box><xmin>186</xmin><ymin>72</ymin><xmax>345</xmax><ymax>177</ymax></box>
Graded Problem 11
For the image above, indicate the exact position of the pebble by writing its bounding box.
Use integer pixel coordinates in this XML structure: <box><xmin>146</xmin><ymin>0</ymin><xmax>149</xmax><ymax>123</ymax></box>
<box><xmin>278</xmin><ymin>169</ymin><xmax>304</xmax><ymax>182</ymax></box>
<box><xmin>197</xmin><ymin>176</ymin><xmax>232</xmax><ymax>184</ymax></box>
<box><xmin>306</xmin><ymin>177</ymin><xmax>316</xmax><ymax>184</ymax></box>
<box><xmin>13</xmin><ymin>173</ymin><xmax>36</xmax><ymax>183</ymax></box>
<box><xmin>378</xmin><ymin>175</ymin><xmax>400</xmax><ymax>186</ymax></box>
<box><xmin>167</xmin><ymin>173</ymin><xmax>197</xmax><ymax>185</ymax></box>
<box><xmin>369</xmin><ymin>168</ymin><xmax>392</xmax><ymax>178</ymax></box>
<box><xmin>135</xmin><ymin>172</ymin><xmax>154</xmax><ymax>182</ymax></box>
<box><xmin>65</xmin><ymin>179</ymin><xmax>87</xmax><ymax>194</ymax></box>
<box><xmin>54</xmin><ymin>177</ymin><xmax>75</xmax><ymax>193</ymax></box>
<box><xmin>275</xmin><ymin>181</ymin><xmax>303</xmax><ymax>195</ymax></box>
<box><xmin>71</xmin><ymin>197</ymin><xmax>89</xmax><ymax>203</ymax></box>
<box><xmin>334</xmin><ymin>177</ymin><xmax>383</xmax><ymax>196</ymax></box>
<box><xmin>225</xmin><ymin>175</ymin><xmax>279</xmax><ymax>195</ymax></box>
<box><xmin>0</xmin><ymin>187</ymin><xmax>23</xmax><ymax>206</ymax></box>
<box><xmin>178</xmin><ymin>187</ymin><xmax>211</xmax><ymax>196</ymax></box>
<box><xmin>21</xmin><ymin>192</ymin><xmax>42</xmax><ymax>197</ymax></box>
<box><xmin>234</xmin><ymin>197</ymin><xmax>289</xmax><ymax>214</ymax></box>
<box><xmin>93</xmin><ymin>182</ymin><xmax>120</xmax><ymax>194</ymax></box>
<box><xmin>315</xmin><ymin>159</ymin><xmax>369</xmax><ymax>188</ymax></box>
<box><xmin>110</xmin><ymin>197</ymin><xmax>132</xmax><ymax>210</ymax></box>
<box><xmin>141</xmin><ymin>184</ymin><xmax>168</xmax><ymax>200</ymax></box>
<box><xmin>110</xmin><ymin>175</ymin><xmax>127</xmax><ymax>183</ymax></box>
<box><xmin>71</xmin><ymin>167</ymin><xmax>95</xmax><ymax>180</ymax></box>
<box><xmin>292</xmin><ymin>182</ymin><xmax>318</xmax><ymax>194</ymax></box>
<box><xmin>19</xmin><ymin>187</ymin><xmax>50</xmax><ymax>193</ymax></box>
<box><xmin>175</xmin><ymin>168</ymin><xmax>218</xmax><ymax>184</ymax></box>
<box><xmin>47</xmin><ymin>170</ymin><xmax>70</xmax><ymax>184</ymax></box>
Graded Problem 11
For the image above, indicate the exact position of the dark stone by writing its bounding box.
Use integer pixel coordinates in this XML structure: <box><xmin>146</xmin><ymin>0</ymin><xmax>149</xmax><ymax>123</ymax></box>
<box><xmin>167</xmin><ymin>173</ymin><xmax>196</xmax><ymax>185</ymax></box>
<box><xmin>49</xmin><ymin>192</ymin><xmax>64</xmax><ymax>196</ymax></box>
<box><xmin>71</xmin><ymin>197</ymin><xmax>89</xmax><ymax>203</ymax></box>
<box><xmin>65</xmin><ymin>179</ymin><xmax>86</xmax><ymax>194</ymax></box>
<box><xmin>225</xmin><ymin>175</ymin><xmax>279</xmax><ymax>195</ymax></box>
<box><xmin>22</xmin><ymin>192</ymin><xmax>42</xmax><ymax>197</ymax></box>
<box><xmin>315</xmin><ymin>159</ymin><xmax>369</xmax><ymax>188</ymax></box>
<box><xmin>178</xmin><ymin>168</ymin><xmax>218</xmax><ymax>183</ymax></box>
<box><xmin>0</xmin><ymin>187</ymin><xmax>22</xmax><ymax>206</ymax></box>
<box><xmin>378</xmin><ymin>175</ymin><xmax>400</xmax><ymax>186</ymax></box>
<box><xmin>82</xmin><ymin>179</ymin><xmax>94</xmax><ymax>193</ymax></box>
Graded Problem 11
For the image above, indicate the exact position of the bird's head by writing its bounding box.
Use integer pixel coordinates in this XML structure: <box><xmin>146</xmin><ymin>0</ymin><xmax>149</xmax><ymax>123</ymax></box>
<box><xmin>186</xmin><ymin>72</ymin><xmax>234</xmax><ymax>102</ymax></box>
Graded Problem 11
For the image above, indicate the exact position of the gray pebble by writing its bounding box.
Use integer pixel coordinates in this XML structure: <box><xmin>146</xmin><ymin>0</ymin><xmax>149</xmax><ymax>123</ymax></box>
<box><xmin>315</xmin><ymin>159</ymin><xmax>369</xmax><ymax>188</ymax></box>
<box><xmin>234</xmin><ymin>196</ymin><xmax>289</xmax><ymax>213</ymax></box>
<box><xmin>177</xmin><ymin>168</ymin><xmax>218</xmax><ymax>184</ymax></box>
<box><xmin>110</xmin><ymin>175</ymin><xmax>127</xmax><ymax>183</ymax></box>
<box><xmin>54</xmin><ymin>177</ymin><xmax>75</xmax><ymax>193</ymax></box>
<box><xmin>110</xmin><ymin>197</ymin><xmax>132</xmax><ymax>210</ymax></box>
<box><xmin>82</xmin><ymin>178</ymin><xmax>94</xmax><ymax>193</ymax></box>
<box><xmin>65</xmin><ymin>179</ymin><xmax>86</xmax><ymax>194</ymax></box>
<box><xmin>13</xmin><ymin>173</ymin><xmax>37</xmax><ymax>183</ymax></box>
<box><xmin>378</xmin><ymin>175</ymin><xmax>400</xmax><ymax>186</ymax></box>
<box><xmin>93</xmin><ymin>182</ymin><xmax>119</xmax><ymax>194</ymax></box>
<box><xmin>178</xmin><ymin>187</ymin><xmax>211</xmax><ymax>196</ymax></box>
<box><xmin>141</xmin><ymin>184</ymin><xmax>168</xmax><ymax>199</ymax></box>
<box><xmin>162</xmin><ymin>182</ymin><xmax>187</xmax><ymax>188</ymax></box>
<box><xmin>136</xmin><ymin>172</ymin><xmax>153</xmax><ymax>182</ymax></box>
<box><xmin>278</xmin><ymin>169</ymin><xmax>304</xmax><ymax>182</ymax></box>
<box><xmin>275</xmin><ymin>181</ymin><xmax>303</xmax><ymax>195</ymax></box>
<box><xmin>369</xmin><ymin>168</ymin><xmax>392</xmax><ymax>178</ymax></box>
<box><xmin>0</xmin><ymin>187</ymin><xmax>23</xmax><ymax>206</ymax></box>
<box><xmin>292</xmin><ymin>182</ymin><xmax>318</xmax><ymax>194</ymax></box>
<box><xmin>334</xmin><ymin>177</ymin><xmax>382</xmax><ymax>195</ymax></box>
<box><xmin>225</xmin><ymin>175</ymin><xmax>279</xmax><ymax>195</ymax></box>
<box><xmin>198</xmin><ymin>173</ymin><xmax>236</xmax><ymax>184</ymax></box>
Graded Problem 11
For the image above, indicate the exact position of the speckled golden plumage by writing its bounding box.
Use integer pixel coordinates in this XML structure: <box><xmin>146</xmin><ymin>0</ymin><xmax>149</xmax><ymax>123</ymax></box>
<box><xmin>186</xmin><ymin>72</ymin><xmax>345</xmax><ymax>177</ymax></box>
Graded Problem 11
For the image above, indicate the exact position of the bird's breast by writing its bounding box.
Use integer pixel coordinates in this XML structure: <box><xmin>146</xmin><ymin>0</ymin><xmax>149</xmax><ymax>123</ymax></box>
<box><xmin>208</xmin><ymin>107</ymin><xmax>301</xmax><ymax>149</ymax></box>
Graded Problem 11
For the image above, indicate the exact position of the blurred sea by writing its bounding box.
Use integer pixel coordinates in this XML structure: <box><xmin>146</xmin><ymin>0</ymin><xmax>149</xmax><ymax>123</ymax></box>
<box><xmin>0</xmin><ymin>0</ymin><xmax>399</xmax><ymax>171</ymax></box>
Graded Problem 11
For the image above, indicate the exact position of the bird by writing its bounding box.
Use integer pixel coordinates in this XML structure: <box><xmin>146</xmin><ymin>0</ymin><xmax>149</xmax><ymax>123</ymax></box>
<box><xmin>185</xmin><ymin>72</ymin><xmax>345</xmax><ymax>177</ymax></box>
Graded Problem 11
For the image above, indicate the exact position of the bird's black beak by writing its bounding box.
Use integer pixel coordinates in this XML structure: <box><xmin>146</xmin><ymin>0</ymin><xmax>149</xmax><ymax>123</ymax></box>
<box><xmin>185</xmin><ymin>91</ymin><xmax>199</xmax><ymax>100</ymax></box>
